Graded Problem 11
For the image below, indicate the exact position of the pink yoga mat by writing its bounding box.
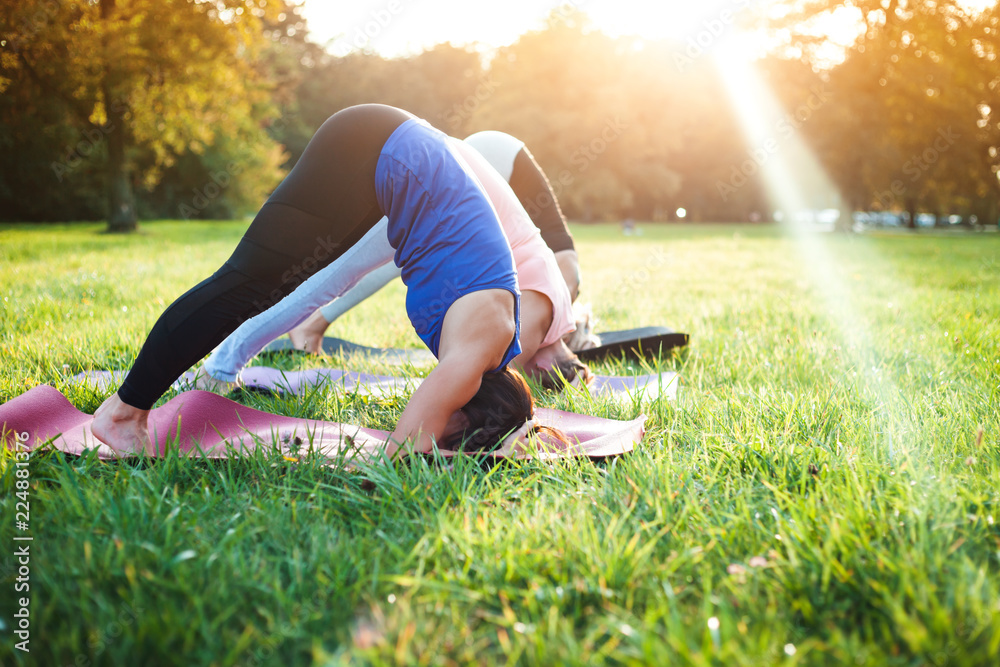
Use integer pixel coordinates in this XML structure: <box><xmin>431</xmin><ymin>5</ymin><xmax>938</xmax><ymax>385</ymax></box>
<box><xmin>0</xmin><ymin>386</ymin><xmax>645</xmax><ymax>465</ymax></box>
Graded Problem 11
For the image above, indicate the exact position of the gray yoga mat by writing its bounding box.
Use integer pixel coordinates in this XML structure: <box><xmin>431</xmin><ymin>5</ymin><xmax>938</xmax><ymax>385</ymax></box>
<box><xmin>574</xmin><ymin>327</ymin><xmax>689</xmax><ymax>363</ymax></box>
<box><xmin>261</xmin><ymin>327</ymin><xmax>689</xmax><ymax>364</ymax></box>
<box><xmin>71</xmin><ymin>368</ymin><xmax>680</xmax><ymax>401</ymax></box>
<box><xmin>261</xmin><ymin>336</ymin><xmax>434</xmax><ymax>365</ymax></box>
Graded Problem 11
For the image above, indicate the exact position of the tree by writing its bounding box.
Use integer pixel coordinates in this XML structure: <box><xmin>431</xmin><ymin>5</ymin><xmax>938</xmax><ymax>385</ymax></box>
<box><xmin>0</xmin><ymin>0</ymin><xmax>289</xmax><ymax>231</ymax></box>
<box><xmin>766</xmin><ymin>0</ymin><xmax>1000</xmax><ymax>225</ymax></box>
<box><xmin>463</xmin><ymin>10</ymin><xmax>690</xmax><ymax>221</ymax></box>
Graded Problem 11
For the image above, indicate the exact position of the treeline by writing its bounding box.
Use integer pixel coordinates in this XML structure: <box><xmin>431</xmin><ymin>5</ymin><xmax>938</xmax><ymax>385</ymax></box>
<box><xmin>2</xmin><ymin>0</ymin><xmax>998</xmax><ymax>228</ymax></box>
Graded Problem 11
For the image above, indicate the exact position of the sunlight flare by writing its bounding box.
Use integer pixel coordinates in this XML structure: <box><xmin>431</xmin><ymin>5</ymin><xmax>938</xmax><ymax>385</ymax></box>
<box><xmin>712</xmin><ymin>37</ymin><xmax>914</xmax><ymax>458</ymax></box>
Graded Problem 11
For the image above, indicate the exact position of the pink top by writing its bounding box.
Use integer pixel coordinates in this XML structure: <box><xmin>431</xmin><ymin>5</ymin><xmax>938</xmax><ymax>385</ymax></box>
<box><xmin>452</xmin><ymin>140</ymin><xmax>575</xmax><ymax>347</ymax></box>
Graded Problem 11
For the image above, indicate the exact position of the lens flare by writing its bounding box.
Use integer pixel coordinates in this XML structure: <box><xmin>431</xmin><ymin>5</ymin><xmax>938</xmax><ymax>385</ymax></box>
<box><xmin>711</xmin><ymin>36</ymin><xmax>912</xmax><ymax>458</ymax></box>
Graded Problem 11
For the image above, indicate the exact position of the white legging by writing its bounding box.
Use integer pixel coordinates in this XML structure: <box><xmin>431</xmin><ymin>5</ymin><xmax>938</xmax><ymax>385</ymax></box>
<box><xmin>204</xmin><ymin>218</ymin><xmax>399</xmax><ymax>381</ymax></box>
<box><xmin>318</xmin><ymin>256</ymin><xmax>399</xmax><ymax>323</ymax></box>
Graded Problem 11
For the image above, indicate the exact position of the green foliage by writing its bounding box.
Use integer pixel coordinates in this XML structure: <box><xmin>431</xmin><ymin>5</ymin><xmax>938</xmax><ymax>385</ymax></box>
<box><xmin>0</xmin><ymin>0</ymin><xmax>291</xmax><ymax>225</ymax></box>
<box><xmin>1</xmin><ymin>222</ymin><xmax>999</xmax><ymax>664</ymax></box>
<box><xmin>770</xmin><ymin>0</ymin><xmax>1000</xmax><ymax>224</ymax></box>
<box><xmin>465</xmin><ymin>18</ymin><xmax>690</xmax><ymax>222</ymax></box>
<box><xmin>3</xmin><ymin>1</ymin><xmax>1000</xmax><ymax>224</ymax></box>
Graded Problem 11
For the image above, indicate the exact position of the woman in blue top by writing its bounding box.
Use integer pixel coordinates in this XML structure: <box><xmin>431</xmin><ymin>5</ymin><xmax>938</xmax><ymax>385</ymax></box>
<box><xmin>283</xmin><ymin>129</ymin><xmax>582</xmax><ymax>354</ymax></box>
<box><xmin>92</xmin><ymin>104</ymin><xmax>554</xmax><ymax>457</ymax></box>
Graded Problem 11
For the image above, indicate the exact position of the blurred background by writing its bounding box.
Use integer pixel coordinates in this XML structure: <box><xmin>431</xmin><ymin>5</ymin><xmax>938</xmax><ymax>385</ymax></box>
<box><xmin>1</xmin><ymin>0</ymin><xmax>998</xmax><ymax>231</ymax></box>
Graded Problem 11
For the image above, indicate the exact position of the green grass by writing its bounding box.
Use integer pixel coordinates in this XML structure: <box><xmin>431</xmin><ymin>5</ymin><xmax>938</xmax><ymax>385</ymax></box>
<box><xmin>1</xmin><ymin>221</ymin><xmax>998</xmax><ymax>666</ymax></box>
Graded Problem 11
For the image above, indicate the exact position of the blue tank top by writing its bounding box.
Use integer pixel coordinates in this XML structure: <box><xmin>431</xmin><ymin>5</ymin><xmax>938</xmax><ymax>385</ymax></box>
<box><xmin>374</xmin><ymin>119</ymin><xmax>521</xmax><ymax>368</ymax></box>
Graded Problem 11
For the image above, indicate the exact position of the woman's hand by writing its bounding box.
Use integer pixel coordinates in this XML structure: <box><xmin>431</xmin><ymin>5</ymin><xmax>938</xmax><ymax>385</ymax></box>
<box><xmin>554</xmin><ymin>249</ymin><xmax>581</xmax><ymax>302</ymax></box>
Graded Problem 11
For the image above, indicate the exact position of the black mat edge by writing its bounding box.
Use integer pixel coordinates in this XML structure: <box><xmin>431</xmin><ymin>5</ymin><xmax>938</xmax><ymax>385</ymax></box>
<box><xmin>575</xmin><ymin>333</ymin><xmax>689</xmax><ymax>363</ymax></box>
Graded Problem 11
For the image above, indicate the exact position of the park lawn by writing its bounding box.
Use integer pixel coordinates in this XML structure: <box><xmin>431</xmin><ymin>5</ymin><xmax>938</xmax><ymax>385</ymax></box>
<box><xmin>1</xmin><ymin>220</ymin><xmax>999</xmax><ymax>666</ymax></box>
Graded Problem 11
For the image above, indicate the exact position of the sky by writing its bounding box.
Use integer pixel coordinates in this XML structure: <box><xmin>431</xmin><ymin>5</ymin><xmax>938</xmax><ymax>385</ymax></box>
<box><xmin>300</xmin><ymin>0</ymin><xmax>998</xmax><ymax>61</ymax></box>
<box><xmin>300</xmin><ymin>0</ymin><xmax>781</xmax><ymax>58</ymax></box>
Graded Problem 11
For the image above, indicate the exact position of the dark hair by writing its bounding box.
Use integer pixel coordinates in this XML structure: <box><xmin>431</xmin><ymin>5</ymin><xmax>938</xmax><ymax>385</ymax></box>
<box><xmin>441</xmin><ymin>367</ymin><xmax>569</xmax><ymax>452</ymax></box>
<box><xmin>538</xmin><ymin>356</ymin><xmax>593</xmax><ymax>391</ymax></box>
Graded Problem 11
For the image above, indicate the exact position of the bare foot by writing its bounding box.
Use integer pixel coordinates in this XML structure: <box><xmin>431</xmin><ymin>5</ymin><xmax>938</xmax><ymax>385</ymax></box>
<box><xmin>288</xmin><ymin>308</ymin><xmax>331</xmax><ymax>355</ymax></box>
<box><xmin>190</xmin><ymin>366</ymin><xmax>240</xmax><ymax>394</ymax></box>
<box><xmin>91</xmin><ymin>393</ymin><xmax>155</xmax><ymax>457</ymax></box>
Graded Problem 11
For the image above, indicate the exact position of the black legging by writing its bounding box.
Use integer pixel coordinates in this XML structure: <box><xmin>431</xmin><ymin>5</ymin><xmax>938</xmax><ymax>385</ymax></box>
<box><xmin>118</xmin><ymin>104</ymin><xmax>413</xmax><ymax>409</ymax></box>
<box><xmin>509</xmin><ymin>146</ymin><xmax>575</xmax><ymax>254</ymax></box>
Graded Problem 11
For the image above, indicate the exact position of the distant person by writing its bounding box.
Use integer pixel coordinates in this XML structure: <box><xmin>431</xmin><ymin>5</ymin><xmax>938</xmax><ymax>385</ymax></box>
<box><xmin>92</xmin><ymin>104</ymin><xmax>572</xmax><ymax>457</ymax></box>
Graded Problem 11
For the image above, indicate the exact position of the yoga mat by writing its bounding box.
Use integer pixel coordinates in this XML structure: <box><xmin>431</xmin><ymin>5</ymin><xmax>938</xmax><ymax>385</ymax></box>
<box><xmin>65</xmin><ymin>369</ymin><xmax>419</xmax><ymax>399</ymax></box>
<box><xmin>261</xmin><ymin>329</ymin><xmax>689</xmax><ymax>365</ymax></box>
<box><xmin>261</xmin><ymin>337</ymin><xmax>434</xmax><ymax>365</ymax></box>
<box><xmin>70</xmin><ymin>368</ymin><xmax>680</xmax><ymax>401</ymax></box>
<box><xmin>0</xmin><ymin>386</ymin><xmax>645</xmax><ymax>464</ymax></box>
<box><xmin>575</xmin><ymin>326</ymin><xmax>689</xmax><ymax>363</ymax></box>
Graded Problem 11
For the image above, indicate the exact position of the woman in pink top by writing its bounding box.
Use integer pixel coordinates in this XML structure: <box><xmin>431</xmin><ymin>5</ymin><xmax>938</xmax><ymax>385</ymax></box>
<box><xmin>451</xmin><ymin>141</ymin><xmax>585</xmax><ymax>386</ymax></box>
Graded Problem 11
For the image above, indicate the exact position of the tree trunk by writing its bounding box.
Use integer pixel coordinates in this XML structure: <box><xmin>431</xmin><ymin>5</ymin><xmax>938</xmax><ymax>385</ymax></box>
<box><xmin>104</xmin><ymin>102</ymin><xmax>136</xmax><ymax>232</ymax></box>
<box><xmin>837</xmin><ymin>194</ymin><xmax>853</xmax><ymax>233</ymax></box>
<box><xmin>101</xmin><ymin>0</ymin><xmax>136</xmax><ymax>233</ymax></box>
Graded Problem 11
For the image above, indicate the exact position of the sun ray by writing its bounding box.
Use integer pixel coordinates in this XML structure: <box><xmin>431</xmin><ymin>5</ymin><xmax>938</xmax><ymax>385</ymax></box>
<box><xmin>712</xmin><ymin>37</ymin><xmax>916</xmax><ymax>460</ymax></box>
